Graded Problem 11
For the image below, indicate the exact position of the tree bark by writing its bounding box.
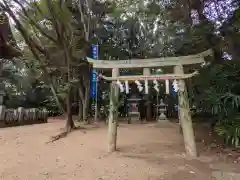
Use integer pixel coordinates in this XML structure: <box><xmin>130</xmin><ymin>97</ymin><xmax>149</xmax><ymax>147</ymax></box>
<box><xmin>79</xmin><ymin>83</ymin><xmax>89</xmax><ymax>123</ymax></box>
<box><xmin>83</xmin><ymin>82</ymin><xmax>90</xmax><ymax>123</ymax></box>
<box><xmin>78</xmin><ymin>74</ymin><xmax>91</xmax><ymax>123</ymax></box>
<box><xmin>146</xmin><ymin>96</ymin><xmax>151</xmax><ymax>121</ymax></box>
<box><xmin>65</xmin><ymin>86</ymin><xmax>75</xmax><ymax>132</ymax></box>
<box><xmin>82</xmin><ymin>97</ymin><xmax>87</xmax><ymax>122</ymax></box>
<box><xmin>78</xmin><ymin>95</ymin><xmax>83</xmax><ymax>121</ymax></box>
<box><xmin>0</xmin><ymin>60</ymin><xmax>4</xmax><ymax>105</ymax></box>
<box><xmin>78</xmin><ymin>82</ymin><xmax>85</xmax><ymax>119</ymax></box>
<box><xmin>174</xmin><ymin>65</ymin><xmax>197</xmax><ymax>157</ymax></box>
<box><xmin>50</xmin><ymin>83</ymin><xmax>64</xmax><ymax>113</ymax></box>
<box><xmin>182</xmin><ymin>0</ymin><xmax>193</xmax><ymax>25</ymax></box>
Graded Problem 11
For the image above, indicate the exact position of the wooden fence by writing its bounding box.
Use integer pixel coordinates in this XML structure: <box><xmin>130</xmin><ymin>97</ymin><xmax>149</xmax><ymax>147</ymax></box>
<box><xmin>0</xmin><ymin>106</ymin><xmax>48</xmax><ymax>127</ymax></box>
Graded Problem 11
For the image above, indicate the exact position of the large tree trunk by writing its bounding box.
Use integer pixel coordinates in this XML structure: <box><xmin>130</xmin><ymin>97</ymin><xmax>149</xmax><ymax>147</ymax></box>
<box><xmin>182</xmin><ymin>0</ymin><xmax>193</xmax><ymax>25</ymax></box>
<box><xmin>65</xmin><ymin>86</ymin><xmax>75</xmax><ymax>132</ymax></box>
<box><xmin>82</xmin><ymin>95</ymin><xmax>88</xmax><ymax>123</ymax></box>
<box><xmin>62</xmin><ymin>33</ymin><xmax>75</xmax><ymax>132</ymax></box>
<box><xmin>78</xmin><ymin>85</ymin><xmax>84</xmax><ymax>121</ymax></box>
<box><xmin>146</xmin><ymin>96</ymin><xmax>151</xmax><ymax>121</ymax></box>
<box><xmin>78</xmin><ymin>73</ymin><xmax>91</xmax><ymax>123</ymax></box>
<box><xmin>78</xmin><ymin>96</ymin><xmax>83</xmax><ymax>121</ymax></box>
<box><xmin>50</xmin><ymin>83</ymin><xmax>64</xmax><ymax>113</ymax></box>
<box><xmin>0</xmin><ymin>60</ymin><xmax>4</xmax><ymax>105</ymax></box>
<box><xmin>79</xmin><ymin>84</ymin><xmax>88</xmax><ymax>123</ymax></box>
<box><xmin>174</xmin><ymin>65</ymin><xmax>197</xmax><ymax>157</ymax></box>
<box><xmin>83</xmin><ymin>85</ymin><xmax>90</xmax><ymax>123</ymax></box>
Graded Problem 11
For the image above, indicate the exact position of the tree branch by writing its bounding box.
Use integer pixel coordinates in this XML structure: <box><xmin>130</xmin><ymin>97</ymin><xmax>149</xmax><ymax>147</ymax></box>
<box><xmin>77</xmin><ymin>0</ymin><xmax>89</xmax><ymax>41</ymax></box>
<box><xmin>12</xmin><ymin>0</ymin><xmax>58</xmax><ymax>44</ymax></box>
<box><xmin>2</xmin><ymin>0</ymin><xmax>64</xmax><ymax>113</ymax></box>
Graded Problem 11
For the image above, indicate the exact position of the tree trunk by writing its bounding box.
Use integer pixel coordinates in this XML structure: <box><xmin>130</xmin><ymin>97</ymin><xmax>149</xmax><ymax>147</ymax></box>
<box><xmin>146</xmin><ymin>97</ymin><xmax>151</xmax><ymax>121</ymax></box>
<box><xmin>82</xmin><ymin>98</ymin><xmax>87</xmax><ymax>123</ymax></box>
<box><xmin>79</xmin><ymin>86</ymin><xmax>89</xmax><ymax>124</ymax></box>
<box><xmin>78</xmin><ymin>98</ymin><xmax>83</xmax><ymax>121</ymax></box>
<box><xmin>65</xmin><ymin>86</ymin><xmax>75</xmax><ymax>132</ymax></box>
<box><xmin>83</xmin><ymin>84</ymin><xmax>90</xmax><ymax>123</ymax></box>
<box><xmin>182</xmin><ymin>0</ymin><xmax>193</xmax><ymax>25</ymax></box>
<box><xmin>79</xmin><ymin>83</ymin><xmax>85</xmax><ymax>121</ymax></box>
<box><xmin>108</xmin><ymin>83</ymin><xmax>118</xmax><ymax>152</ymax></box>
<box><xmin>50</xmin><ymin>83</ymin><xmax>64</xmax><ymax>114</ymax></box>
<box><xmin>78</xmin><ymin>78</ymin><xmax>90</xmax><ymax>123</ymax></box>
<box><xmin>174</xmin><ymin>65</ymin><xmax>197</xmax><ymax>157</ymax></box>
<box><xmin>0</xmin><ymin>60</ymin><xmax>4</xmax><ymax>105</ymax></box>
<box><xmin>62</xmin><ymin>36</ymin><xmax>74</xmax><ymax>132</ymax></box>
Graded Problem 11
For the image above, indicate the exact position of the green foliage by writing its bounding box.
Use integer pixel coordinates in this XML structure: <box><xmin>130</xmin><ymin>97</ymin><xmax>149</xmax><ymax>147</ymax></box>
<box><xmin>215</xmin><ymin>116</ymin><xmax>240</xmax><ymax>148</ymax></box>
<box><xmin>193</xmin><ymin>60</ymin><xmax>240</xmax><ymax>147</ymax></box>
<box><xmin>41</xmin><ymin>95</ymin><xmax>63</xmax><ymax>116</ymax></box>
<box><xmin>96</xmin><ymin>0</ymin><xmax>180</xmax><ymax>60</ymax></box>
<box><xmin>1</xmin><ymin>0</ymin><xmax>240</xmax><ymax>135</ymax></box>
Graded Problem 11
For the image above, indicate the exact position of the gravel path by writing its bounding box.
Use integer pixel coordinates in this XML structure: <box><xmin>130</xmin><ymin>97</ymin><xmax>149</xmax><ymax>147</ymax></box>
<box><xmin>0</xmin><ymin>120</ymin><xmax>238</xmax><ymax>180</ymax></box>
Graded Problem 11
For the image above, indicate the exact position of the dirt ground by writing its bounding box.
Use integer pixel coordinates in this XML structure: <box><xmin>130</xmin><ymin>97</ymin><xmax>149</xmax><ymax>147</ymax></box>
<box><xmin>0</xmin><ymin>119</ymin><xmax>239</xmax><ymax>180</ymax></box>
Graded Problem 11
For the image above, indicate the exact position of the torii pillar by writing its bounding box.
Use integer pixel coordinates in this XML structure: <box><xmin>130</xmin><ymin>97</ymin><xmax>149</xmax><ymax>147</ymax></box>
<box><xmin>143</xmin><ymin>68</ymin><xmax>151</xmax><ymax>121</ymax></box>
<box><xmin>174</xmin><ymin>65</ymin><xmax>197</xmax><ymax>157</ymax></box>
<box><xmin>108</xmin><ymin>68</ymin><xmax>119</xmax><ymax>152</ymax></box>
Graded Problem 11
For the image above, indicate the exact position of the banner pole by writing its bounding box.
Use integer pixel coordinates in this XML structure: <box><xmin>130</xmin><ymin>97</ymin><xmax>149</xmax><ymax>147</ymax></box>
<box><xmin>94</xmin><ymin>44</ymin><xmax>99</xmax><ymax>122</ymax></box>
<box><xmin>94</xmin><ymin>74</ymin><xmax>98</xmax><ymax>122</ymax></box>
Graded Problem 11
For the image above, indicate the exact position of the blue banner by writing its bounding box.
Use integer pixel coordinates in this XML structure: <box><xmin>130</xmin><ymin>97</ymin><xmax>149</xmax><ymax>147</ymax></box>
<box><xmin>91</xmin><ymin>44</ymin><xmax>99</xmax><ymax>59</ymax></box>
<box><xmin>171</xmin><ymin>87</ymin><xmax>177</xmax><ymax>97</ymax></box>
<box><xmin>90</xmin><ymin>70</ymin><xmax>97</xmax><ymax>98</ymax></box>
<box><xmin>90</xmin><ymin>44</ymin><xmax>99</xmax><ymax>98</ymax></box>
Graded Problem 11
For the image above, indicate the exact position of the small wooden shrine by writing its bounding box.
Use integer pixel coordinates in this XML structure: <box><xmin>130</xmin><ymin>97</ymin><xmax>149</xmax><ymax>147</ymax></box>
<box><xmin>127</xmin><ymin>94</ymin><xmax>141</xmax><ymax>123</ymax></box>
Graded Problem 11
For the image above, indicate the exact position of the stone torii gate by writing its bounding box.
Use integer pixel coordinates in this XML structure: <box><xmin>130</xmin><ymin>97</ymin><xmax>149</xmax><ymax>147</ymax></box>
<box><xmin>87</xmin><ymin>50</ymin><xmax>212</xmax><ymax>157</ymax></box>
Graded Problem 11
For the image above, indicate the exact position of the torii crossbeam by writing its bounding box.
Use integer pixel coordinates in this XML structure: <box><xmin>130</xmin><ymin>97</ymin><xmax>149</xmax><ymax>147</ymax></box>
<box><xmin>101</xmin><ymin>71</ymin><xmax>198</xmax><ymax>81</ymax></box>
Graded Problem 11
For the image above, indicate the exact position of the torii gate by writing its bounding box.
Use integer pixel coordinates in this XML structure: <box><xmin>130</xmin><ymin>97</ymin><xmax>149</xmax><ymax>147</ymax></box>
<box><xmin>87</xmin><ymin>50</ymin><xmax>212</xmax><ymax>157</ymax></box>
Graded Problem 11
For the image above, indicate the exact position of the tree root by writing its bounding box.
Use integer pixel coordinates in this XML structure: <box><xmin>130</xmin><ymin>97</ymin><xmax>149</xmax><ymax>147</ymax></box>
<box><xmin>45</xmin><ymin>126</ymin><xmax>86</xmax><ymax>144</ymax></box>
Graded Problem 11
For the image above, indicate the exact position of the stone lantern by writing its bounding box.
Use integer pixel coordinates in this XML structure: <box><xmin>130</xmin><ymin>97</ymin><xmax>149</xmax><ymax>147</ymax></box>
<box><xmin>156</xmin><ymin>98</ymin><xmax>168</xmax><ymax>121</ymax></box>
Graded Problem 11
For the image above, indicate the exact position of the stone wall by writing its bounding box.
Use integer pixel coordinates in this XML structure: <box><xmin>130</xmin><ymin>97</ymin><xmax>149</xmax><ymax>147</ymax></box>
<box><xmin>0</xmin><ymin>106</ymin><xmax>48</xmax><ymax>127</ymax></box>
